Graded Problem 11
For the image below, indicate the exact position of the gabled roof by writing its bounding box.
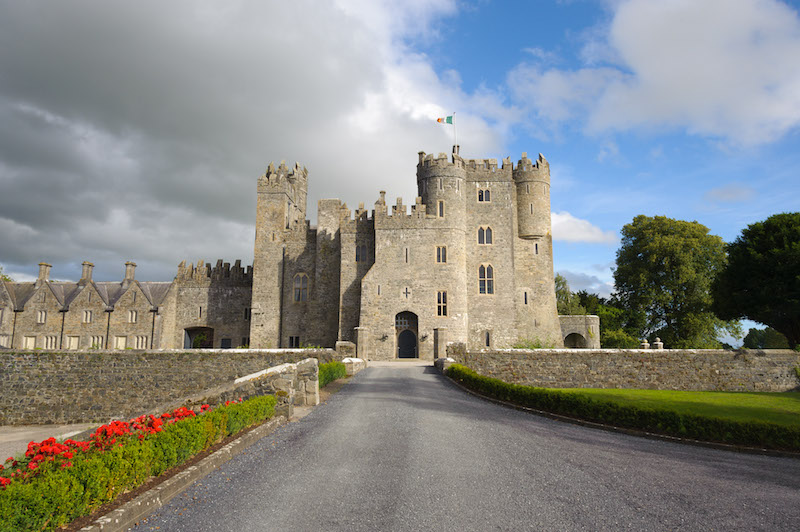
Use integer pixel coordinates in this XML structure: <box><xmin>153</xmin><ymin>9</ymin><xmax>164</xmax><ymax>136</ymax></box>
<box><xmin>138</xmin><ymin>282</ymin><xmax>173</xmax><ymax>308</ymax></box>
<box><xmin>4</xmin><ymin>282</ymin><xmax>37</xmax><ymax>311</ymax></box>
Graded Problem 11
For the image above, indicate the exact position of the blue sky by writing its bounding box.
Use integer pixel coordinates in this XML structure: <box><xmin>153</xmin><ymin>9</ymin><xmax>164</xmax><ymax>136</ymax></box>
<box><xmin>1</xmin><ymin>0</ymin><xmax>799</xmax><ymax>338</ymax></box>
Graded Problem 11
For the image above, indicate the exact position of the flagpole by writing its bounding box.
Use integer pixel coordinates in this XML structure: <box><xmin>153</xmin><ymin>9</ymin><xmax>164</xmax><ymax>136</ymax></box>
<box><xmin>452</xmin><ymin>112</ymin><xmax>457</xmax><ymax>150</ymax></box>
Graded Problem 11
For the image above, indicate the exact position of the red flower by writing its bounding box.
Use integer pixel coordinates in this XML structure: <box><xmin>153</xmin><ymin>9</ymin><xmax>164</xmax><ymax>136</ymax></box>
<box><xmin>27</xmin><ymin>462</ymin><xmax>38</xmax><ymax>470</ymax></box>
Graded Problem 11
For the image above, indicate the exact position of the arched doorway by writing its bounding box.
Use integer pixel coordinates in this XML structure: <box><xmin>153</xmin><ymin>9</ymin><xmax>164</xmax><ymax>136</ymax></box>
<box><xmin>184</xmin><ymin>327</ymin><xmax>214</xmax><ymax>349</ymax></box>
<box><xmin>564</xmin><ymin>332</ymin><xmax>587</xmax><ymax>348</ymax></box>
<box><xmin>395</xmin><ymin>311</ymin><xmax>418</xmax><ymax>358</ymax></box>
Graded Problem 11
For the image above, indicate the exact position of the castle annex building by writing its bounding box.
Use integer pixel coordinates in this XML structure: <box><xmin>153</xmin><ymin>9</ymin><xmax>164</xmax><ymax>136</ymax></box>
<box><xmin>0</xmin><ymin>147</ymin><xmax>599</xmax><ymax>359</ymax></box>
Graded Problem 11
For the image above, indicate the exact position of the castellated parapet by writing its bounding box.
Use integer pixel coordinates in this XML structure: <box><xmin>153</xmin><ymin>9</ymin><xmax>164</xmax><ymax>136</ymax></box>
<box><xmin>1</xmin><ymin>147</ymin><xmax>593</xmax><ymax>355</ymax></box>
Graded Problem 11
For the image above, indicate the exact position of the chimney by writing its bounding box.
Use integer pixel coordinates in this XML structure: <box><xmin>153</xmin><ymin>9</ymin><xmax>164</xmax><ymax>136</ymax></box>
<box><xmin>122</xmin><ymin>261</ymin><xmax>136</xmax><ymax>288</ymax></box>
<box><xmin>79</xmin><ymin>261</ymin><xmax>94</xmax><ymax>286</ymax></box>
<box><xmin>36</xmin><ymin>262</ymin><xmax>52</xmax><ymax>287</ymax></box>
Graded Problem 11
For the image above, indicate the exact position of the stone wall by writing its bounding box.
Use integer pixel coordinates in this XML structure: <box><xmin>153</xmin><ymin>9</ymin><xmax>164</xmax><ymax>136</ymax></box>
<box><xmin>447</xmin><ymin>343</ymin><xmax>800</xmax><ymax>392</ymax></box>
<box><xmin>0</xmin><ymin>348</ymin><xmax>339</xmax><ymax>425</ymax></box>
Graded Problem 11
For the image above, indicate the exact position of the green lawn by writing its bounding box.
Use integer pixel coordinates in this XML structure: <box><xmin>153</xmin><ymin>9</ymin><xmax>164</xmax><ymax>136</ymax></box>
<box><xmin>555</xmin><ymin>388</ymin><xmax>800</xmax><ymax>428</ymax></box>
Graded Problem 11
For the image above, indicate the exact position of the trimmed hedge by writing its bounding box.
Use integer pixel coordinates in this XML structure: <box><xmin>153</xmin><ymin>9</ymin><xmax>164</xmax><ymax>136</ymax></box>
<box><xmin>319</xmin><ymin>361</ymin><xmax>347</xmax><ymax>388</ymax></box>
<box><xmin>0</xmin><ymin>395</ymin><xmax>277</xmax><ymax>532</ymax></box>
<box><xmin>446</xmin><ymin>364</ymin><xmax>800</xmax><ymax>452</ymax></box>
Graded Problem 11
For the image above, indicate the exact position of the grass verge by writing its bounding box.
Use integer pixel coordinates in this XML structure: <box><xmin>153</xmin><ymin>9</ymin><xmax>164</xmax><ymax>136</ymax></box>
<box><xmin>445</xmin><ymin>364</ymin><xmax>800</xmax><ymax>452</ymax></box>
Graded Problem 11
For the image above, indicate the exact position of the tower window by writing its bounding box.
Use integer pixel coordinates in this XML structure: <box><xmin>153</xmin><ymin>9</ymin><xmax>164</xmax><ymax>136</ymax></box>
<box><xmin>244</xmin><ymin>308</ymin><xmax>251</xmax><ymax>320</ymax></box>
<box><xmin>478</xmin><ymin>226</ymin><xmax>493</xmax><ymax>245</ymax></box>
<box><xmin>530</xmin><ymin>204</ymin><xmax>534</xmax><ymax>215</ymax></box>
<box><xmin>289</xmin><ymin>336</ymin><xmax>300</xmax><ymax>348</ymax></box>
<box><xmin>438</xmin><ymin>200</ymin><xmax>445</xmax><ymax>218</ymax></box>
<box><xmin>437</xmin><ymin>291</ymin><xmax>447</xmax><ymax>316</ymax></box>
<box><xmin>478</xmin><ymin>189</ymin><xmax>491</xmax><ymax>202</ymax></box>
<box><xmin>479</xmin><ymin>264</ymin><xmax>494</xmax><ymax>294</ymax></box>
<box><xmin>535</xmin><ymin>243</ymin><xmax>539</xmax><ymax>255</ymax></box>
<box><xmin>485</xmin><ymin>331</ymin><xmax>491</xmax><ymax>347</ymax></box>
<box><xmin>524</xmin><ymin>292</ymin><xmax>528</xmax><ymax>305</ymax></box>
<box><xmin>355</xmin><ymin>244</ymin><xmax>368</xmax><ymax>262</ymax></box>
<box><xmin>293</xmin><ymin>273</ymin><xmax>309</xmax><ymax>302</ymax></box>
<box><xmin>526</xmin><ymin>184</ymin><xmax>530</xmax><ymax>194</ymax></box>
<box><xmin>405</xmin><ymin>247</ymin><xmax>409</xmax><ymax>263</ymax></box>
<box><xmin>436</xmin><ymin>246</ymin><xmax>447</xmax><ymax>263</ymax></box>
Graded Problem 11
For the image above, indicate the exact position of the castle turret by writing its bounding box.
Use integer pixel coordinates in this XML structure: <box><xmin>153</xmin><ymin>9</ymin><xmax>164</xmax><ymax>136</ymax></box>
<box><xmin>251</xmin><ymin>160</ymin><xmax>309</xmax><ymax>348</ymax></box>
<box><xmin>513</xmin><ymin>153</ymin><xmax>551</xmax><ymax>239</ymax></box>
<box><xmin>416</xmin><ymin>145</ymin><xmax>467</xmax><ymax>228</ymax></box>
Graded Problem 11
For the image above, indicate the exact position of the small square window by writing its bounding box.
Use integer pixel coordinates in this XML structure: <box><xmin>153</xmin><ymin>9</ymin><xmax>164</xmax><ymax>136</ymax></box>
<box><xmin>221</xmin><ymin>338</ymin><xmax>232</xmax><ymax>349</ymax></box>
<box><xmin>289</xmin><ymin>336</ymin><xmax>300</xmax><ymax>348</ymax></box>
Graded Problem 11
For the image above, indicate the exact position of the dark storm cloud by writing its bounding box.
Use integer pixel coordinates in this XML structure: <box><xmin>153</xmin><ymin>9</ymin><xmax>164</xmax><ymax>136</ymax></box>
<box><xmin>0</xmin><ymin>0</ymin><xmax>508</xmax><ymax>282</ymax></box>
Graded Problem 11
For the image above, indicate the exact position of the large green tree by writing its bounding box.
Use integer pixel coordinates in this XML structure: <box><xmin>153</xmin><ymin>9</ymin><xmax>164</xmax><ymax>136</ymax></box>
<box><xmin>614</xmin><ymin>215</ymin><xmax>739</xmax><ymax>348</ymax></box>
<box><xmin>712</xmin><ymin>212</ymin><xmax>800</xmax><ymax>348</ymax></box>
<box><xmin>742</xmin><ymin>327</ymin><xmax>790</xmax><ymax>349</ymax></box>
<box><xmin>554</xmin><ymin>274</ymin><xmax>586</xmax><ymax>315</ymax></box>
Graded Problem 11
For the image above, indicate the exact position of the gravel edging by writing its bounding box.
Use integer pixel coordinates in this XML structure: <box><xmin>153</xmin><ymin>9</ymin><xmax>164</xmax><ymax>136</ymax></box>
<box><xmin>443</xmin><ymin>374</ymin><xmax>800</xmax><ymax>459</ymax></box>
<box><xmin>78</xmin><ymin>416</ymin><xmax>288</xmax><ymax>532</ymax></box>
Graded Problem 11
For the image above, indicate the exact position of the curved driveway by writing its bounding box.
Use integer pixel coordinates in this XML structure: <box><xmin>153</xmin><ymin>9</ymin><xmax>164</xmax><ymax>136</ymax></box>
<box><xmin>136</xmin><ymin>365</ymin><xmax>800</xmax><ymax>531</ymax></box>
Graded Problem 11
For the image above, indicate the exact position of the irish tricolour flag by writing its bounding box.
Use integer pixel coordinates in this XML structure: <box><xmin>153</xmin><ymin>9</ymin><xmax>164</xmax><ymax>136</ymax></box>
<box><xmin>437</xmin><ymin>116</ymin><xmax>453</xmax><ymax>124</ymax></box>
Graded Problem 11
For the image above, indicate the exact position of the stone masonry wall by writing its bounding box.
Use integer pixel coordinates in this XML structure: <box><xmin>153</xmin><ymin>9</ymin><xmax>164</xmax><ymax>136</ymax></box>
<box><xmin>0</xmin><ymin>349</ymin><xmax>339</xmax><ymax>425</ymax></box>
<box><xmin>448</xmin><ymin>344</ymin><xmax>800</xmax><ymax>392</ymax></box>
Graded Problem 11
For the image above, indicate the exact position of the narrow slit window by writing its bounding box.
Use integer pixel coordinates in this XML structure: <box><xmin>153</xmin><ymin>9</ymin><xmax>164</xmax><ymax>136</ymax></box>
<box><xmin>436</xmin><ymin>246</ymin><xmax>447</xmax><ymax>263</ymax></box>
<box><xmin>438</xmin><ymin>200</ymin><xmax>445</xmax><ymax>218</ymax></box>
<box><xmin>485</xmin><ymin>331</ymin><xmax>491</xmax><ymax>347</ymax></box>
<box><xmin>524</xmin><ymin>292</ymin><xmax>528</xmax><ymax>305</ymax></box>
<box><xmin>405</xmin><ymin>247</ymin><xmax>409</xmax><ymax>263</ymax></box>
<box><xmin>535</xmin><ymin>243</ymin><xmax>539</xmax><ymax>255</ymax></box>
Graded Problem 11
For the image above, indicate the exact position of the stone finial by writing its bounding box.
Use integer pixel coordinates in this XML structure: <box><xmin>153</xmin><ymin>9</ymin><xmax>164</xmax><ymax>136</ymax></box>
<box><xmin>79</xmin><ymin>261</ymin><xmax>94</xmax><ymax>285</ymax></box>
<box><xmin>640</xmin><ymin>339</ymin><xmax>650</xmax><ymax>349</ymax></box>
<box><xmin>378</xmin><ymin>191</ymin><xmax>386</xmax><ymax>205</ymax></box>
<box><xmin>652</xmin><ymin>337</ymin><xmax>664</xmax><ymax>349</ymax></box>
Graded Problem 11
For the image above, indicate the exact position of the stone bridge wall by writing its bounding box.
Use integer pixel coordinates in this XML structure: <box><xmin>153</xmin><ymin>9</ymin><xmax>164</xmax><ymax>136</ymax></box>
<box><xmin>0</xmin><ymin>348</ymin><xmax>344</xmax><ymax>425</ymax></box>
<box><xmin>447</xmin><ymin>344</ymin><xmax>800</xmax><ymax>392</ymax></box>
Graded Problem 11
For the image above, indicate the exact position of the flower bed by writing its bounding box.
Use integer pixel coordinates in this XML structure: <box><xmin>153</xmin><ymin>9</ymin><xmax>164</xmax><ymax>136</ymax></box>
<box><xmin>0</xmin><ymin>395</ymin><xmax>277</xmax><ymax>531</ymax></box>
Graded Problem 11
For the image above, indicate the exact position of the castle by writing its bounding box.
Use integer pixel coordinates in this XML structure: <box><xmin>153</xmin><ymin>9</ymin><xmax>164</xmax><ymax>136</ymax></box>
<box><xmin>0</xmin><ymin>146</ymin><xmax>599</xmax><ymax>359</ymax></box>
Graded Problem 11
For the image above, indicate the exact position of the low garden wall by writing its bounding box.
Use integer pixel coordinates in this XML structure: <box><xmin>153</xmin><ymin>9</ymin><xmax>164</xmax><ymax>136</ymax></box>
<box><xmin>0</xmin><ymin>348</ymin><xmax>344</xmax><ymax>425</ymax></box>
<box><xmin>447</xmin><ymin>344</ymin><xmax>800</xmax><ymax>392</ymax></box>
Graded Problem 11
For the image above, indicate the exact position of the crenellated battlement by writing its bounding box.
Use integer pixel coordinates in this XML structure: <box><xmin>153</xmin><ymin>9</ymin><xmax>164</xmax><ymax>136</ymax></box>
<box><xmin>258</xmin><ymin>160</ymin><xmax>308</xmax><ymax>190</ymax></box>
<box><xmin>176</xmin><ymin>259</ymin><xmax>253</xmax><ymax>285</ymax></box>
<box><xmin>512</xmin><ymin>152</ymin><xmax>549</xmax><ymax>182</ymax></box>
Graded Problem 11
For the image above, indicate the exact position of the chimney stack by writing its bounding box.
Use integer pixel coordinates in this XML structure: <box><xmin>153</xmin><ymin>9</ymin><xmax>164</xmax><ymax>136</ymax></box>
<box><xmin>122</xmin><ymin>261</ymin><xmax>136</xmax><ymax>288</ymax></box>
<box><xmin>36</xmin><ymin>262</ymin><xmax>52</xmax><ymax>287</ymax></box>
<box><xmin>79</xmin><ymin>261</ymin><xmax>94</xmax><ymax>285</ymax></box>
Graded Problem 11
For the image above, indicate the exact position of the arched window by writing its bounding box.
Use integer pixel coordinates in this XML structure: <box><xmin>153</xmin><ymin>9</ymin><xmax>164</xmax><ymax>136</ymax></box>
<box><xmin>478</xmin><ymin>226</ymin><xmax>493</xmax><ymax>245</ymax></box>
<box><xmin>478</xmin><ymin>189</ymin><xmax>490</xmax><ymax>202</ymax></box>
<box><xmin>293</xmin><ymin>273</ymin><xmax>309</xmax><ymax>302</ymax></box>
<box><xmin>355</xmin><ymin>244</ymin><xmax>368</xmax><ymax>262</ymax></box>
<box><xmin>478</xmin><ymin>264</ymin><xmax>494</xmax><ymax>294</ymax></box>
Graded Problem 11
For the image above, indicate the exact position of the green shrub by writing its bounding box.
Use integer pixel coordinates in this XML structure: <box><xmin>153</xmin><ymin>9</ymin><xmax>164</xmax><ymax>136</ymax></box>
<box><xmin>319</xmin><ymin>361</ymin><xmax>347</xmax><ymax>388</ymax></box>
<box><xmin>0</xmin><ymin>395</ymin><xmax>276</xmax><ymax>531</ymax></box>
<box><xmin>445</xmin><ymin>364</ymin><xmax>800</xmax><ymax>452</ymax></box>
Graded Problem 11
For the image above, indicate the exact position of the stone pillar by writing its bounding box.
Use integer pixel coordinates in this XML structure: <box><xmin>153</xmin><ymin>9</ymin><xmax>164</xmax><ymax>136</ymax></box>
<box><xmin>640</xmin><ymin>339</ymin><xmax>650</xmax><ymax>349</ymax></box>
<box><xmin>434</xmin><ymin>327</ymin><xmax>447</xmax><ymax>359</ymax></box>
<box><xmin>79</xmin><ymin>261</ymin><xmax>94</xmax><ymax>286</ymax></box>
<box><xmin>355</xmin><ymin>326</ymin><xmax>369</xmax><ymax>360</ymax></box>
<box><xmin>36</xmin><ymin>262</ymin><xmax>52</xmax><ymax>286</ymax></box>
<box><xmin>122</xmin><ymin>261</ymin><xmax>137</xmax><ymax>289</ymax></box>
<box><xmin>652</xmin><ymin>337</ymin><xmax>664</xmax><ymax>349</ymax></box>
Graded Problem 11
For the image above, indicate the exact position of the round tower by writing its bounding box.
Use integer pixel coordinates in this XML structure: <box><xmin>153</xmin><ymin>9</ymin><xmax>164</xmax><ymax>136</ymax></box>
<box><xmin>416</xmin><ymin>146</ymin><xmax>467</xmax><ymax>227</ymax></box>
<box><xmin>513</xmin><ymin>152</ymin><xmax>551</xmax><ymax>239</ymax></box>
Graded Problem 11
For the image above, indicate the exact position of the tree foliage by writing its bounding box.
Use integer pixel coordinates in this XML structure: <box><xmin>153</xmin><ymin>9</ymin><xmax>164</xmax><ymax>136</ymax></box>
<box><xmin>712</xmin><ymin>212</ymin><xmax>800</xmax><ymax>348</ymax></box>
<box><xmin>614</xmin><ymin>215</ymin><xmax>739</xmax><ymax>348</ymax></box>
<box><xmin>0</xmin><ymin>264</ymin><xmax>11</xmax><ymax>282</ymax></box>
<box><xmin>554</xmin><ymin>274</ymin><xmax>586</xmax><ymax>315</ymax></box>
<box><xmin>742</xmin><ymin>327</ymin><xmax>790</xmax><ymax>349</ymax></box>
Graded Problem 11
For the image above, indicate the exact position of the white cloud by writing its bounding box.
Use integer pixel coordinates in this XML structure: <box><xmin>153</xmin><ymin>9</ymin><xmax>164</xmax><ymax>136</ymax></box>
<box><xmin>703</xmin><ymin>184</ymin><xmax>756</xmax><ymax>203</ymax></box>
<box><xmin>508</xmin><ymin>0</ymin><xmax>800</xmax><ymax>145</ymax></box>
<box><xmin>557</xmin><ymin>269</ymin><xmax>614</xmax><ymax>298</ymax></box>
<box><xmin>551</xmin><ymin>211</ymin><xmax>617</xmax><ymax>243</ymax></box>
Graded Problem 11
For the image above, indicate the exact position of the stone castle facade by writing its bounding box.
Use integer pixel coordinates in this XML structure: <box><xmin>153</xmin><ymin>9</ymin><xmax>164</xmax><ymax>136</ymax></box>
<box><xmin>0</xmin><ymin>147</ymin><xmax>599</xmax><ymax>359</ymax></box>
